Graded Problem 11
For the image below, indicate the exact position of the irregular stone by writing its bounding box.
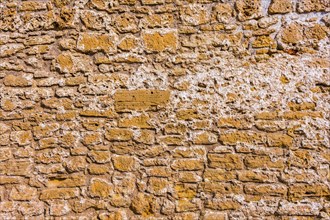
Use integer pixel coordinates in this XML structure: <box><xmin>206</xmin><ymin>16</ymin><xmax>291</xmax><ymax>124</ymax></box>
<box><xmin>142</xmin><ymin>30</ymin><xmax>178</xmax><ymax>53</ymax></box>
<box><xmin>77</xmin><ymin>33</ymin><xmax>117</xmax><ymax>53</ymax></box>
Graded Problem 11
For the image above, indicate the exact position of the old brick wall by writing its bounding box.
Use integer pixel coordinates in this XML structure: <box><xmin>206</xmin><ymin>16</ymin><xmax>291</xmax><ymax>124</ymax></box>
<box><xmin>0</xmin><ymin>0</ymin><xmax>329</xmax><ymax>219</ymax></box>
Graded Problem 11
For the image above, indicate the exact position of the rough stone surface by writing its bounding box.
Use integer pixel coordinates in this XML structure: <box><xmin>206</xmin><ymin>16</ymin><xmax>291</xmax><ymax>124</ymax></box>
<box><xmin>0</xmin><ymin>0</ymin><xmax>329</xmax><ymax>219</ymax></box>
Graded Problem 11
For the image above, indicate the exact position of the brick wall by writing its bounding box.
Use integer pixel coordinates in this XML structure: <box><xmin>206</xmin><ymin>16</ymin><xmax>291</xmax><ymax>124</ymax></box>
<box><xmin>0</xmin><ymin>0</ymin><xmax>329</xmax><ymax>219</ymax></box>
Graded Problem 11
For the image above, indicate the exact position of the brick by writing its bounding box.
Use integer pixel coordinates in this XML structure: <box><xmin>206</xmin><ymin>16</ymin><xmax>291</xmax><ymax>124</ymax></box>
<box><xmin>114</xmin><ymin>89</ymin><xmax>170</xmax><ymax>112</ymax></box>
<box><xmin>244</xmin><ymin>183</ymin><xmax>287</xmax><ymax>196</ymax></box>
<box><xmin>269</xmin><ymin>0</ymin><xmax>293</xmax><ymax>14</ymax></box>
<box><xmin>289</xmin><ymin>184</ymin><xmax>330</xmax><ymax>200</ymax></box>
<box><xmin>133</xmin><ymin>130</ymin><xmax>155</xmax><ymax>145</ymax></box>
<box><xmin>208</xmin><ymin>154</ymin><xmax>243</xmax><ymax>170</ymax></box>
<box><xmin>3</xmin><ymin>75</ymin><xmax>31</xmax><ymax>87</ymax></box>
<box><xmin>171</xmin><ymin>159</ymin><xmax>204</xmax><ymax>171</ymax></box>
<box><xmin>112</xmin><ymin>155</ymin><xmax>136</xmax><ymax>172</ymax></box>
<box><xmin>204</xmin><ymin>169</ymin><xmax>236</xmax><ymax>182</ymax></box>
<box><xmin>9</xmin><ymin>185</ymin><xmax>37</xmax><ymax>201</ymax></box>
<box><xmin>192</xmin><ymin>132</ymin><xmax>218</xmax><ymax>145</ymax></box>
<box><xmin>142</xmin><ymin>30</ymin><xmax>177</xmax><ymax>53</ymax></box>
<box><xmin>236</xmin><ymin>0</ymin><xmax>263</xmax><ymax>21</ymax></box>
<box><xmin>147</xmin><ymin>177</ymin><xmax>169</xmax><ymax>195</ymax></box>
<box><xmin>89</xmin><ymin>179</ymin><xmax>112</xmax><ymax>198</ymax></box>
<box><xmin>244</xmin><ymin>156</ymin><xmax>285</xmax><ymax>169</ymax></box>
<box><xmin>47</xmin><ymin>174</ymin><xmax>86</xmax><ymax>187</ymax></box>
<box><xmin>297</xmin><ymin>0</ymin><xmax>329</xmax><ymax>13</ymax></box>
<box><xmin>180</xmin><ymin>5</ymin><xmax>210</xmax><ymax>26</ymax></box>
<box><xmin>130</xmin><ymin>193</ymin><xmax>155</xmax><ymax>215</ymax></box>
<box><xmin>118</xmin><ymin>115</ymin><xmax>152</xmax><ymax>128</ymax></box>
<box><xmin>40</xmin><ymin>188</ymin><xmax>79</xmax><ymax>200</ymax></box>
<box><xmin>105</xmin><ymin>128</ymin><xmax>133</xmax><ymax>142</ymax></box>
<box><xmin>205</xmin><ymin>199</ymin><xmax>241</xmax><ymax>210</ymax></box>
<box><xmin>77</xmin><ymin>33</ymin><xmax>116</xmax><ymax>53</ymax></box>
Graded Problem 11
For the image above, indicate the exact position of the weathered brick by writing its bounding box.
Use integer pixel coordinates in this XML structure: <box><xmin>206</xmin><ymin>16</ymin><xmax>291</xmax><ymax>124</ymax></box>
<box><xmin>89</xmin><ymin>178</ymin><xmax>112</xmax><ymax>198</ymax></box>
<box><xmin>77</xmin><ymin>33</ymin><xmax>116</xmax><ymax>53</ymax></box>
<box><xmin>114</xmin><ymin>89</ymin><xmax>170</xmax><ymax>112</ymax></box>
<box><xmin>40</xmin><ymin>188</ymin><xmax>79</xmax><ymax>200</ymax></box>
<box><xmin>269</xmin><ymin>0</ymin><xmax>293</xmax><ymax>14</ymax></box>
<box><xmin>142</xmin><ymin>30</ymin><xmax>177</xmax><ymax>53</ymax></box>
<box><xmin>208</xmin><ymin>154</ymin><xmax>243</xmax><ymax>170</ymax></box>
<box><xmin>171</xmin><ymin>159</ymin><xmax>204</xmax><ymax>171</ymax></box>
<box><xmin>3</xmin><ymin>75</ymin><xmax>31</xmax><ymax>87</ymax></box>
<box><xmin>112</xmin><ymin>155</ymin><xmax>136</xmax><ymax>172</ymax></box>
<box><xmin>105</xmin><ymin>128</ymin><xmax>133</xmax><ymax>142</ymax></box>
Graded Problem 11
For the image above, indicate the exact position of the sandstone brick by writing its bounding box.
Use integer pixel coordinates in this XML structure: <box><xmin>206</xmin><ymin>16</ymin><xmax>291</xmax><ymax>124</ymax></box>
<box><xmin>142</xmin><ymin>30</ymin><xmax>177</xmax><ymax>53</ymax></box>
<box><xmin>47</xmin><ymin>174</ymin><xmax>86</xmax><ymax>188</ymax></box>
<box><xmin>220</xmin><ymin>131</ymin><xmax>265</xmax><ymax>145</ymax></box>
<box><xmin>0</xmin><ymin>148</ymin><xmax>12</xmax><ymax>162</ymax></box>
<box><xmin>173</xmin><ymin>147</ymin><xmax>205</xmax><ymax>158</ymax></box>
<box><xmin>236</xmin><ymin>0</ymin><xmax>263</xmax><ymax>21</ymax></box>
<box><xmin>118</xmin><ymin>115</ymin><xmax>152</xmax><ymax>128</ymax></box>
<box><xmin>1</xmin><ymin>99</ymin><xmax>16</xmax><ymax>111</ymax></box>
<box><xmin>65</xmin><ymin>76</ymin><xmax>87</xmax><ymax>86</ymax></box>
<box><xmin>175</xmin><ymin>172</ymin><xmax>201</xmax><ymax>183</ymax></box>
<box><xmin>171</xmin><ymin>159</ymin><xmax>204</xmax><ymax>171</ymax></box>
<box><xmin>40</xmin><ymin>188</ymin><xmax>79</xmax><ymax>200</ymax></box>
<box><xmin>192</xmin><ymin>131</ymin><xmax>218</xmax><ymax>145</ymax></box>
<box><xmin>88</xmin><ymin>164</ymin><xmax>109</xmax><ymax>175</ymax></box>
<box><xmin>77</xmin><ymin>33</ymin><xmax>116</xmax><ymax>53</ymax></box>
<box><xmin>10</xmin><ymin>131</ymin><xmax>33</xmax><ymax>146</ymax></box>
<box><xmin>269</xmin><ymin>0</ymin><xmax>293</xmax><ymax>14</ymax></box>
<box><xmin>204</xmin><ymin>169</ymin><xmax>236</xmax><ymax>182</ymax></box>
<box><xmin>281</xmin><ymin>23</ymin><xmax>304</xmax><ymax>44</ymax></box>
<box><xmin>212</xmin><ymin>3</ymin><xmax>233</xmax><ymax>23</ymax></box>
<box><xmin>289</xmin><ymin>184</ymin><xmax>330</xmax><ymax>200</ymax></box>
<box><xmin>114</xmin><ymin>89</ymin><xmax>170</xmax><ymax>112</ymax></box>
<box><xmin>118</xmin><ymin>36</ymin><xmax>138</xmax><ymax>51</ymax></box>
<box><xmin>174</xmin><ymin>183</ymin><xmax>197</xmax><ymax>199</ymax></box>
<box><xmin>203</xmin><ymin>211</ymin><xmax>227</xmax><ymax>220</ymax></box>
<box><xmin>297</xmin><ymin>0</ymin><xmax>329</xmax><ymax>13</ymax></box>
<box><xmin>244</xmin><ymin>156</ymin><xmax>285</xmax><ymax>169</ymax></box>
<box><xmin>244</xmin><ymin>183</ymin><xmax>287</xmax><ymax>196</ymax></box>
<box><xmin>203</xmin><ymin>182</ymin><xmax>242</xmax><ymax>194</ymax></box>
<box><xmin>148</xmin><ymin>177</ymin><xmax>169</xmax><ymax>195</ymax></box>
<box><xmin>217</xmin><ymin>117</ymin><xmax>251</xmax><ymax>129</ymax></box>
<box><xmin>79</xmin><ymin>109</ymin><xmax>116</xmax><ymax>118</ymax></box>
<box><xmin>105</xmin><ymin>128</ymin><xmax>133</xmax><ymax>141</ymax></box>
<box><xmin>3</xmin><ymin>75</ymin><xmax>31</xmax><ymax>87</ymax></box>
<box><xmin>176</xmin><ymin>109</ymin><xmax>201</xmax><ymax>121</ymax></box>
<box><xmin>81</xmin><ymin>10</ymin><xmax>105</xmax><ymax>31</ymax></box>
<box><xmin>89</xmin><ymin>179</ymin><xmax>112</xmax><ymax>198</ymax></box>
<box><xmin>112</xmin><ymin>155</ymin><xmax>136</xmax><ymax>172</ymax></box>
<box><xmin>176</xmin><ymin>199</ymin><xmax>200</xmax><ymax>212</ymax></box>
<box><xmin>115</xmin><ymin>13</ymin><xmax>139</xmax><ymax>33</ymax></box>
<box><xmin>82</xmin><ymin>132</ymin><xmax>102</xmax><ymax>146</ymax></box>
<box><xmin>238</xmin><ymin>170</ymin><xmax>277</xmax><ymax>183</ymax></box>
<box><xmin>49</xmin><ymin>200</ymin><xmax>70</xmax><ymax>216</ymax></box>
<box><xmin>130</xmin><ymin>193</ymin><xmax>155</xmax><ymax>216</ymax></box>
<box><xmin>180</xmin><ymin>5</ymin><xmax>210</xmax><ymax>26</ymax></box>
<box><xmin>63</xmin><ymin>156</ymin><xmax>86</xmax><ymax>172</ymax></box>
<box><xmin>88</xmin><ymin>151</ymin><xmax>110</xmax><ymax>163</ymax></box>
<box><xmin>133</xmin><ymin>130</ymin><xmax>155</xmax><ymax>145</ymax></box>
<box><xmin>164</xmin><ymin>123</ymin><xmax>187</xmax><ymax>135</ymax></box>
<box><xmin>141</xmin><ymin>0</ymin><xmax>164</xmax><ymax>5</ymax></box>
<box><xmin>54</xmin><ymin>52</ymin><xmax>92</xmax><ymax>74</ymax></box>
<box><xmin>18</xmin><ymin>201</ymin><xmax>44</xmax><ymax>216</ymax></box>
<box><xmin>20</xmin><ymin>1</ymin><xmax>47</xmax><ymax>11</ymax></box>
<box><xmin>9</xmin><ymin>185</ymin><xmax>37</xmax><ymax>201</ymax></box>
<box><xmin>205</xmin><ymin>199</ymin><xmax>241</xmax><ymax>210</ymax></box>
<box><xmin>252</xmin><ymin>35</ymin><xmax>276</xmax><ymax>48</ymax></box>
<box><xmin>208</xmin><ymin>154</ymin><xmax>243</xmax><ymax>170</ymax></box>
<box><xmin>0</xmin><ymin>123</ymin><xmax>10</xmax><ymax>135</ymax></box>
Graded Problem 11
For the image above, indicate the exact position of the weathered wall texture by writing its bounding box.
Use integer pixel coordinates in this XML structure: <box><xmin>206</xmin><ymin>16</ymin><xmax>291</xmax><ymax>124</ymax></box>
<box><xmin>0</xmin><ymin>0</ymin><xmax>330</xmax><ymax>219</ymax></box>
